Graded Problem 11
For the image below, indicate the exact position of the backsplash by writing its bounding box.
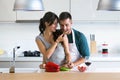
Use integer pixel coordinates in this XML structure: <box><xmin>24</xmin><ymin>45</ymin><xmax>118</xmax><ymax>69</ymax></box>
<box><xmin>0</xmin><ymin>23</ymin><xmax>39</xmax><ymax>54</ymax></box>
<box><xmin>0</xmin><ymin>22</ymin><xmax>120</xmax><ymax>54</ymax></box>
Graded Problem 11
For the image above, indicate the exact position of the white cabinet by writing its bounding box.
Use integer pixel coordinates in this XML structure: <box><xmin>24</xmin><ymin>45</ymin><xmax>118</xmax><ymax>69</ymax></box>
<box><xmin>71</xmin><ymin>0</ymin><xmax>120</xmax><ymax>21</ymax></box>
<box><xmin>0</xmin><ymin>61</ymin><xmax>42</xmax><ymax>68</ymax></box>
<box><xmin>16</xmin><ymin>0</ymin><xmax>70</xmax><ymax>21</ymax></box>
<box><xmin>1</xmin><ymin>0</ymin><xmax>120</xmax><ymax>22</ymax></box>
<box><xmin>0</xmin><ymin>0</ymin><xmax>16</xmax><ymax>22</ymax></box>
<box><xmin>92</xmin><ymin>0</ymin><xmax>119</xmax><ymax>21</ymax></box>
<box><xmin>93</xmin><ymin>61</ymin><xmax>120</xmax><ymax>68</ymax></box>
<box><xmin>71</xmin><ymin>0</ymin><xmax>93</xmax><ymax>21</ymax></box>
<box><xmin>0</xmin><ymin>0</ymin><xmax>69</xmax><ymax>22</ymax></box>
<box><xmin>0</xmin><ymin>56</ymin><xmax>43</xmax><ymax>68</ymax></box>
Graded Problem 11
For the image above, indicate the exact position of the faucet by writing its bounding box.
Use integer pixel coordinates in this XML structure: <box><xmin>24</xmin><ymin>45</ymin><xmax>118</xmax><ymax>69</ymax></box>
<box><xmin>9</xmin><ymin>46</ymin><xmax>20</xmax><ymax>73</ymax></box>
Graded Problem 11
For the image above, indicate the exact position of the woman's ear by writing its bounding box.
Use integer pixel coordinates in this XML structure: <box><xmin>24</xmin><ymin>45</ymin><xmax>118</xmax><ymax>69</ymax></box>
<box><xmin>45</xmin><ymin>22</ymin><xmax>48</xmax><ymax>27</ymax></box>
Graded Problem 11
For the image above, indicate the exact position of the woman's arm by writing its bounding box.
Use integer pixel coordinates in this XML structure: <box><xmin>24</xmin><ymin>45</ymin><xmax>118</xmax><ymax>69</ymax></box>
<box><xmin>36</xmin><ymin>38</ymin><xmax>58</xmax><ymax>60</ymax></box>
<box><xmin>62</xmin><ymin>35</ymin><xmax>71</xmax><ymax>63</ymax></box>
<box><xmin>36</xmin><ymin>34</ymin><xmax>64</xmax><ymax>60</ymax></box>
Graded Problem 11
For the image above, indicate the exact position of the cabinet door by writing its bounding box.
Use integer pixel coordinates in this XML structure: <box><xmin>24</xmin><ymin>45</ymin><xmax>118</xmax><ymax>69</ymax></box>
<box><xmin>0</xmin><ymin>0</ymin><xmax>16</xmax><ymax>22</ymax></box>
<box><xmin>0</xmin><ymin>61</ymin><xmax>42</xmax><ymax>68</ymax></box>
<box><xmin>16</xmin><ymin>0</ymin><xmax>70</xmax><ymax>21</ymax></box>
<box><xmin>92</xmin><ymin>0</ymin><xmax>119</xmax><ymax>21</ymax></box>
<box><xmin>71</xmin><ymin>0</ymin><xmax>94</xmax><ymax>21</ymax></box>
<box><xmin>93</xmin><ymin>61</ymin><xmax>120</xmax><ymax>68</ymax></box>
<box><xmin>71</xmin><ymin>0</ymin><xmax>119</xmax><ymax>21</ymax></box>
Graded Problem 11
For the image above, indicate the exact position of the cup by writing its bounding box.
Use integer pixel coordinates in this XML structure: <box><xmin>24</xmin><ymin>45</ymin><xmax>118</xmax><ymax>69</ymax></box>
<box><xmin>85</xmin><ymin>56</ymin><xmax>92</xmax><ymax>67</ymax></box>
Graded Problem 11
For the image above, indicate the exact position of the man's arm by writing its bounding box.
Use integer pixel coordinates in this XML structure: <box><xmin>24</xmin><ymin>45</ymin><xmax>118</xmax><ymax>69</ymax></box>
<box><xmin>69</xmin><ymin>30</ymin><xmax>90</xmax><ymax>68</ymax></box>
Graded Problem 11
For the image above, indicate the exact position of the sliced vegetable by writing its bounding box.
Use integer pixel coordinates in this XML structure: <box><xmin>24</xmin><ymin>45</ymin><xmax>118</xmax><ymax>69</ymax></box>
<box><xmin>60</xmin><ymin>67</ymin><xmax>70</xmax><ymax>71</ymax></box>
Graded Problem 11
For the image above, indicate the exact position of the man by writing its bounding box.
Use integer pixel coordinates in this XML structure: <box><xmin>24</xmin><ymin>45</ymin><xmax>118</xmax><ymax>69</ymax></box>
<box><xmin>59</xmin><ymin>12</ymin><xmax>90</xmax><ymax>68</ymax></box>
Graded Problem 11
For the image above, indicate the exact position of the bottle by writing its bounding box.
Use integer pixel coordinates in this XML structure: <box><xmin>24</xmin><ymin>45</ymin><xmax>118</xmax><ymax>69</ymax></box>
<box><xmin>90</xmin><ymin>34</ymin><xmax>97</xmax><ymax>54</ymax></box>
<box><xmin>102</xmin><ymin>42</ymin><xmax>108</xmax><ymax>55</ymax></box>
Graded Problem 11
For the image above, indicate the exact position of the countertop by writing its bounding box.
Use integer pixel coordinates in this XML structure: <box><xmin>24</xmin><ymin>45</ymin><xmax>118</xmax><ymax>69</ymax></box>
<box><xmin>0</xmin><ymin>53</ymin><xmax>43</xmax><ymax>61</ymax></box>
<box><xmin>1</xmin><ymin>72</ymin><xmax>120</xmax><ymax>80</ymax></box>
<box><xmin>90</xmin><ymin>53</ymin><xmax>120</xmax><ymax>61</ymax></box>
<box><xmin>0</xmin><ymin>52</ymin><xmax>120</xmax><ymax>62</ymax></box>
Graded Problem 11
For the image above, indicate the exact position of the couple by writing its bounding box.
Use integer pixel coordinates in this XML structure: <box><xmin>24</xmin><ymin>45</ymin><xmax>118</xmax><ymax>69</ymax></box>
<box><xmin>36</xmin><ymin>11</ymin><xmax>90</xmax><ymax>69</ymax></box>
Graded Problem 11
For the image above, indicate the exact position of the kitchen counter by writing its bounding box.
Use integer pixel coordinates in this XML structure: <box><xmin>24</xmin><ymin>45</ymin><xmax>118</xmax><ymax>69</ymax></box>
<box><xmin>0</xmin><ymin>52</ymin><xmax>43</xmax><ymax>61</ymax></box>
<box><xmin>90</xmin><ymin>53</ymin><xmax>120</xmax><ymax>62</ymax></box>
<box><xmin>1</xmin><ymin>64</ymin><xmax>120</xmax><ymax>73</ymax></box>
<box><xmin>0</xmin><ymin>52</ymin><xmax>120</xmax><ymax>62</ymax></box>
<box><xmin>1</xmin><ymin>72</ymin><xmax>120</xmax><ymax>80</ymax></box>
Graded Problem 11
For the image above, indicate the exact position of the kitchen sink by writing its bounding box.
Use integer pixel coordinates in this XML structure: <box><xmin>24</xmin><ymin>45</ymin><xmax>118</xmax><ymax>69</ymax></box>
<box><xmin>0</xmin><ymin>68</ymin><xmax>44</xmax><ymax>73</ymax></box>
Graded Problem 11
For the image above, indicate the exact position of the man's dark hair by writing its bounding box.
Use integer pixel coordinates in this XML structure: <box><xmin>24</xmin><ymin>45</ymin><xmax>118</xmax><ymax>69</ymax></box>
<box><xmin>59</xmin><ymin>12</ymin><xmax>72</xmax><ymax>20</ymax></box>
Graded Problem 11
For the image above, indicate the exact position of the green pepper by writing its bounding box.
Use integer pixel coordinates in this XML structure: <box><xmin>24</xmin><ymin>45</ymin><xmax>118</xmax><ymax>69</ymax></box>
<box><xmin>60</xmin><ymin>67</ymin><xmax>70</xmax><ymax>71</ymax></box>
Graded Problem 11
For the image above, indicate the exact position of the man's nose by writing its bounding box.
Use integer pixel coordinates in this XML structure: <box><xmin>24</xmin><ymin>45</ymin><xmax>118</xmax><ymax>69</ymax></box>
<box><xmin>63</xmin><ymin>26</ymin><xmax>67</xmax><ymax>30</ymax></box>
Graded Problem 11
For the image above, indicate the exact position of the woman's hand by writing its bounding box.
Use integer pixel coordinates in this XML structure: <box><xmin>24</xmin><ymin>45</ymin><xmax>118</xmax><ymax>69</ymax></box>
<box><xmin>56</xmin><ymin>34</ymin><xmax>64</xmax><ymax>43</ymax></box>
<box><xmin>39</xmin><ymin>63</ymin><xmax>46</xmax><ymax>69</ymax></box>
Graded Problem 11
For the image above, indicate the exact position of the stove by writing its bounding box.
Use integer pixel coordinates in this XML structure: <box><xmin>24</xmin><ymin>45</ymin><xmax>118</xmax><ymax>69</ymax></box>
<box><xmin>23</xmin><ymin>50</ymin><xmax>41</xmax><ymax>57</ymax></box>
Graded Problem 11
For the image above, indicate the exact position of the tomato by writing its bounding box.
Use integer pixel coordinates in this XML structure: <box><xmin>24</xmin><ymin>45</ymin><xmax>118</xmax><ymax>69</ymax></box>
<box><xmin>78</xmin><ymin>66</ymin><xmax>87</xmax><ymax>72</ymax></box>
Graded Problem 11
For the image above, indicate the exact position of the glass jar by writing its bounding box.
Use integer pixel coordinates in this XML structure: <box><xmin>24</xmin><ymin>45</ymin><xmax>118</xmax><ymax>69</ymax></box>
<box><xmin>102</xmin><ymin>43</ymin><xmax>108</xmax><ymax>54</ymax></box>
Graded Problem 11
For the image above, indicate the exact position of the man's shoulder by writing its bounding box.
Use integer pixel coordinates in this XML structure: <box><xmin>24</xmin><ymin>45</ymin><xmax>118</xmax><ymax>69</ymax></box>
<box><xmin>73</xmin><ymin>29</ymin><xmax>84</xmax><ymax>36</ymax></box>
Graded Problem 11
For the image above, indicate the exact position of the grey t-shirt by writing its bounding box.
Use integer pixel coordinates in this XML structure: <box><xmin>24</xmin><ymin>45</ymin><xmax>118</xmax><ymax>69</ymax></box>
<box><xmin>36</xmin><ymin>34</ymin><xmax>66</xmax><ymax>66</ymax></box>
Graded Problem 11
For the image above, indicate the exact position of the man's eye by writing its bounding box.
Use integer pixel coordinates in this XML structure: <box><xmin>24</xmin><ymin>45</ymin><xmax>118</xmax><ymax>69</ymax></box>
<box><xmin>66</xmin><ymin>24</ymin><xmax>69</xmax><ymax>26</ymax></box>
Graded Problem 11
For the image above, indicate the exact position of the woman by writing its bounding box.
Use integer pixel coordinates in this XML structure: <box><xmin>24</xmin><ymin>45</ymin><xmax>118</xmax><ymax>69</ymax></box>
<box><xmin>35</xmin><ymin>12</ymin><xmax>71</xmax><ymax>68</ymax></box>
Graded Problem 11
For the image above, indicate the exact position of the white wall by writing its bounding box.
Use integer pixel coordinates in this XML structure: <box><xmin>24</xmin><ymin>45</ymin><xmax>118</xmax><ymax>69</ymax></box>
<box><xmin>72</xmin><ymin>22</ymin><xmax>120</xmax><ymax>53</ymax></box>
<box><xmin>0</xmin><ymin>22</ymin><xmax>120</xmax><ymax>54</ymax></box>
<box><xmin>0</xmin><ymin>23</ymin><xmax>39</xmax><ymax>54</ymax></box>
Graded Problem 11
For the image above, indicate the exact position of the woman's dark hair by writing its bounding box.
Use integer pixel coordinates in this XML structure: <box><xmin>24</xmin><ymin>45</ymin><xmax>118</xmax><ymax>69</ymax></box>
<box><xmin>39</xmin><ymin>12</ymin><xmax>58</xmax><ymax>34</ymax></box>
<box><xmin>59</xmin><ymin>12</ymin><xmax>72</xmax><ymax>21</ymax></box>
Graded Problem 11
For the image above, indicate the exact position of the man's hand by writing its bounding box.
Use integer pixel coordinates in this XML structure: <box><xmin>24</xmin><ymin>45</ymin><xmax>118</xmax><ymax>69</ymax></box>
<box><xmin>62</xmin><ymin>62</ymin><xmax>74</xmax><ymax>69</ymax></box>
<box><xmin>67</xmin><ymin>62</ymin><xmax>74</xmax><ymax>69</ymax></box>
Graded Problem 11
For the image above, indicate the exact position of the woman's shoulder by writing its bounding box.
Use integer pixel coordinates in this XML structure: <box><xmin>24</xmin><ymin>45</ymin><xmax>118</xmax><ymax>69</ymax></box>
<box><xmin>36</xmin><ymin>34</ymin><xmax>43</xmax><ymax>40</ymax></box>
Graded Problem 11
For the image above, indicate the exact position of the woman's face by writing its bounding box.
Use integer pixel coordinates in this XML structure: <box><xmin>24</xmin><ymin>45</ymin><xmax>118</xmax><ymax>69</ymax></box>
<box><xmin>46</xmin><ymin>19</ymin><xmax>58</xmax><ymax>32</ymax></box>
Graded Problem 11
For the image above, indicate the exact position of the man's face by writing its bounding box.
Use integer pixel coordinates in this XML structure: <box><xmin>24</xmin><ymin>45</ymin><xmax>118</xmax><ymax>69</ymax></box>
<box><xmin>59</xmin><ymin>18</ymin><xmax>72</xmax><ymax>34</ymax></box>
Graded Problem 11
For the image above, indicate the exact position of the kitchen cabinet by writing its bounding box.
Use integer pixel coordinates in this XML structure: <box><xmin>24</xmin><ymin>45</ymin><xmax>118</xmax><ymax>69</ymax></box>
<box><xmin>16</xmin><ymin>0</ymin><xmax>70</xmax><ymax>21</ymax></box>
<box><xmin>0</xmin><ymin>57</ymin><xmax>43</xmax><ymax>68</ymax></box>
<box><xmin>0</xmin><ymin>0</ymin><xmax>16</xmax><ymax>22</ymax></box>
<box><xmin>92</xmin><ymin>61</ymin><xmax>120</xmax><ymax>68</ymax></box>
<box><xmin>71</xmin><ymin>0</ymin><xmax>120</xmax><ymax>22</ymax></box>
<box><xmin>0</xmin><ymin>61</ymin><xmax>41</xmax><ymax>68</ymax></box>
<box><xmin>0</xmin><ymin>0</ymin><xmax>69</xmax><ymax>22</ymax></box>
<box><xmin>71</xmin><ymin>0</ymin><xmax>93</xmax><ymax>21</ymax></box>
<box><xmin>1</xmin><ymin>0</ymin><xmax>120</xmax><ymax>22</ymax></box>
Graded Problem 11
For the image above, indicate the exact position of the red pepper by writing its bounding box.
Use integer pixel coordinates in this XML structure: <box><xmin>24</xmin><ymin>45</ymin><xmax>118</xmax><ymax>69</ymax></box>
<box><xmin>45</xmin><ymin>62</ymin><xmax>60</xmax><ymax>72</ymax></box>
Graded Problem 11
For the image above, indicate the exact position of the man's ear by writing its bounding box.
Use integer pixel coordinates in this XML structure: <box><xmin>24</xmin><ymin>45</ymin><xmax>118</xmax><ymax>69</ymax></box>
<box><xmin>70</xmin><ymin>20</ymin><xmax>72</xmax><ymax>24</ymax></box>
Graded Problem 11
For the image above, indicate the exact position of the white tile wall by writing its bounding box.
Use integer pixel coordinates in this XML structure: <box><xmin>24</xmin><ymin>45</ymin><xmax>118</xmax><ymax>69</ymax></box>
<box><xmin>0</xmin><ymin>22</ymin><xmax>120</xmax><ymax>54</ymax></box>
<box><xmin>0</xmin><ymin>23</ymin><xmax>39</xmax><ymax>54</ymax></box>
